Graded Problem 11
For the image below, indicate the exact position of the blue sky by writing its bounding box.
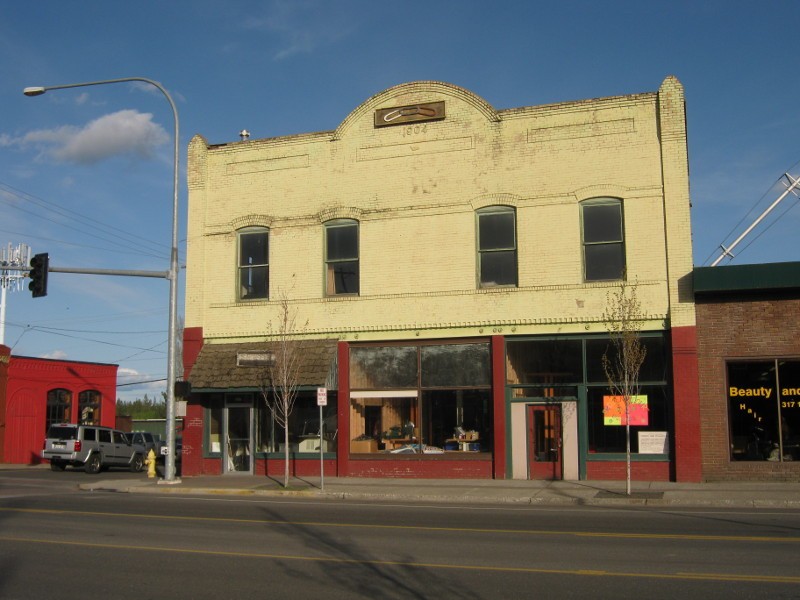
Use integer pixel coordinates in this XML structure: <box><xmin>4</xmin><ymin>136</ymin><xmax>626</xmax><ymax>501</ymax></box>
<box><xmin>1</xmin><ymin>1</ymin><xmax>799</xmax><ymax>402</ymax></box>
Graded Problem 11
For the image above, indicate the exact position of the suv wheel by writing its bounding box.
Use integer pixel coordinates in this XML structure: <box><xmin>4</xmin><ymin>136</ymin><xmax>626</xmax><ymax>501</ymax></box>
<box><xmin>50</xmin><ymin>460</ymin><xmax>66</xmax><ymax>471</ymax></box>
<box><xmin>130</xmin><ymin>453</ymin><xmax>144</xmax><ymax>473</ymax></box>
<box><xmin>84</xmin><ymin>453</ymin><xmax>102</xmax><ymax>474</ymax></box>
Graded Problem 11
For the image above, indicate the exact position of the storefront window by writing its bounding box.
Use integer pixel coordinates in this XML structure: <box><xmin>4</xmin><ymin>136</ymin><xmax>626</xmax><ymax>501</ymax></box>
<box><xmin>350</xmin><ymin>395</ymin><xmax>418</xmax><ymax>453</ymax></box>
<box><xmin>728</xmin><ymin>360</ymin><xmax>800</xmax><ymax>462</ymax></box>
<box><xmin>421</xmin><ymin>344</ymin><xmax>490</xmax><ymax>387</ymax></box>
<box><xmin>585</xmin><ymin>335</ymin><xmax>667</xmax><ymax>383</ymax></box>
<box><xmin>350</xmin><ymin>346</ymin><xmax>417</xmax><ymax>389</ymax></box>
<box><xmin>207</xmin><ymin>397</ymin><xmax>223</xmax><ymax>455</ymax></box>
<box><xmin>587</xmin><ymin>385</ymin><xmax>669</xmax><ymax>453</ymax></box>
<box><xmin>423</xmin><ymin>390</ymin><xmax>491</xmax><ymax>451</ymax></box>
<box><xmin>506</xmin><ymin>339</ymin><xmax>582</xmax><ymax>385</ymax></box>
<box><xmin>508</xmin><ymin>334</ymin><xmax>670</xmax><ymax>457</ymax></box>
<box><xmin>257</xmin><ymin>391</ymin><xmax>338</xmax><ymax>454</ymax></box>
<box><xmin>349</xmin><ymin>342</ymin><xmax>492</xmax><ymax>455</ymax></box>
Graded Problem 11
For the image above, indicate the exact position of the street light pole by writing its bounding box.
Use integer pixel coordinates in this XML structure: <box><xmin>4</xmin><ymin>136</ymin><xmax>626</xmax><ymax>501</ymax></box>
<box><xmin>24</xmin><ymin>78</ymin><xmax>181</xmax><ymax>482</ymax></box>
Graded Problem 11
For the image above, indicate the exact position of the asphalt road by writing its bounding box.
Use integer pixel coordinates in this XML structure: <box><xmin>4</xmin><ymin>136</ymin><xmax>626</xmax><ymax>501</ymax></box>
<box><xmin>2</xmin><ymin>469</ymin><xmax>800</xmax><ymax>599</ymax></box>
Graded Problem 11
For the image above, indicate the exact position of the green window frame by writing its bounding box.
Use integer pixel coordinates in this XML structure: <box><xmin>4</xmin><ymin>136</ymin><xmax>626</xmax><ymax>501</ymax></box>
<box><xmin>238</xmin><ymin>227</ymin><xmax>269</xmax><ymax>300</ymax></box>
<box><xmin>325</xmin><ymin>219</ymin><xmax>359</xmax><ymax>295</ymax></box>
<box><xmin>477</xmin><ymin>206</ymin><xmax>517</xmax><ymax>287</ymax></box>
<box><xmin>581</xmin><ymin>198</ymin><xmax>625</xmax><ymax>281</ymax></box>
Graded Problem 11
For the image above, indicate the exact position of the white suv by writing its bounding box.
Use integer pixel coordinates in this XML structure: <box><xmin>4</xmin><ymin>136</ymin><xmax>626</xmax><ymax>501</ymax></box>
<box><xmin>42</xmin><ymin>424</ymin><xmax>146</xmax><ymax>474</ymax></box>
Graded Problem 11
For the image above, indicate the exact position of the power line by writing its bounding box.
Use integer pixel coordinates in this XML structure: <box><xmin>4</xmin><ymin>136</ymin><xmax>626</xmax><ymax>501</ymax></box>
<box><xmin>11</xmin><ymin>323</ymin><xmax>166</xmax><ymax>335</ymax></box>
<box><xmin>0</xmin><ymin>180</ymin><xmax>171</xmax><ymax>258</ymax></box>
<box><xmin>4</xmin><ymin>321</ymin><xmax>167</xmax><ymax>353</ymax></box>
<box><xmin>0</xmin><ymin>188</ymin><xmax>169</xmax><ymax>261</ymax></box>
<box><xmin>118</xmin><ymin>377</ymin><xmax>167</xmax><ymax>387</ymax></box>
<box><xmin>0</xmin><ymin>226</ymin><xmax>171</xmax><ymax>260</ymax></box>
<box><xmin>14</xmin><ymin>306</ymin><xmax>168</xmax><ymax>328</ymax></box>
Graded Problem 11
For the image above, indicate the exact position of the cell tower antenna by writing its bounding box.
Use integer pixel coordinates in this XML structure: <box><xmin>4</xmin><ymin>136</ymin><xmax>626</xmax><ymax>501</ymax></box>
<box><xmin>0</xmin><ymin>243</ymin><xmax>32</xmax><ymax>345</ymax></box>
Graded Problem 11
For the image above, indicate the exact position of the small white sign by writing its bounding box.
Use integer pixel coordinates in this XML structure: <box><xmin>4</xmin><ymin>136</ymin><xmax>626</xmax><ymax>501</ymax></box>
<box><xmin>317</xmin><ymin>387</ymin><xmax>328</xmax><ymax>406</ymax></box>
<box><xmin>638</xmin><ymin>431</ymin><xmax>669</xmax><ymax>454</ymax></box>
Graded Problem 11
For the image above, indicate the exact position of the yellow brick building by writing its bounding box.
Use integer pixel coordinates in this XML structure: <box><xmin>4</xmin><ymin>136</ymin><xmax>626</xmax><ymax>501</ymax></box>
<box><xmin>183</xmin><ymin>77</ymin><xmax>700</xmax><ymax>481</ymax></box>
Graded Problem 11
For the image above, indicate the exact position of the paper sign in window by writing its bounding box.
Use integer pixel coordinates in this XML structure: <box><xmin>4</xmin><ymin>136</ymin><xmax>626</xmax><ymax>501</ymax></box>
<box><xmin>603</xmin><ymin>395</ymin><xmax>648</xmax><ymax>426</ymax></box>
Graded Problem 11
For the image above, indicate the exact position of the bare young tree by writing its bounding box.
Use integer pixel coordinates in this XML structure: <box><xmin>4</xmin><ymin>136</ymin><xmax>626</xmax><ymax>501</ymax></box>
<box><xmin>602</xmin><ymin>278</ymin><xmax>647</xmax><ymax>496</ymax></box>
<box><xmin>259</xmin><ymin>292</ymin><xmax>306</xmax><ymax>488</ymax></box>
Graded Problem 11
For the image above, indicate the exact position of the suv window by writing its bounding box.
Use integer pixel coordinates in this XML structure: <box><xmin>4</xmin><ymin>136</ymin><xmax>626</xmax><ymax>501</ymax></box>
<box><xmin>83</xmin><ymin>427</ymin><xmax>97</xmax><ymax>442</ymax></box>
<box><xmin>99</xmin><ymin>429</ymin><xmax>111</xmax><ymax>443</ymax></box>
<box><xmin>46</xmin><ymin>426</ymin><xmax>78</xmax><ymax>441</ymax></box>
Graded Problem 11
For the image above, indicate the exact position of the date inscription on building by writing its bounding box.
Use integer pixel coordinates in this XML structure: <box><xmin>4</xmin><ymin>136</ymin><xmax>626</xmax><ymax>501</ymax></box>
<box><xmin>374</xmin><ymin>101</ymin><xmax>445</xmax><ymax>128</ymax></box>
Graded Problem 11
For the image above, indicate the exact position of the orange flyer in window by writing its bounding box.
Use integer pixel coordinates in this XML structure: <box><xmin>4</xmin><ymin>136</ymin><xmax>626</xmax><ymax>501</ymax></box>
<box><xmin>603</xmin><ymin>395</ymin><xmax>648</xmax><ymax>426</ymax></box>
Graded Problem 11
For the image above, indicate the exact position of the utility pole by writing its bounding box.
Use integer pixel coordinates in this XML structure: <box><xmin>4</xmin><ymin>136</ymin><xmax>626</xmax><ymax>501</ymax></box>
<box><xmin>712</xmin><ymin>172</ymin><xmax>800</xmax><ymax>266</ymax></box>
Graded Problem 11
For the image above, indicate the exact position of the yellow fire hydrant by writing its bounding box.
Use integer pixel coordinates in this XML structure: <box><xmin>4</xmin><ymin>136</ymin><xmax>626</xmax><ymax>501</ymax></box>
<box><xmin>145</xmin><ymin>449</ymin><xmax>157</xmax><ymax>478</ymax></box>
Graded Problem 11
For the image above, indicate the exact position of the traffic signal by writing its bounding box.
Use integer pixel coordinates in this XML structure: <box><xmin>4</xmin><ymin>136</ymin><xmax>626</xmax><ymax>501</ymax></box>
<box><xmin>29</xmin><ymin>252</ymin><xmax>49</xmax><ymax>298</ymax></box>
<box><xmin>174</xmin><ymin>380</ymin><xmax>192</xmax><ymax>397</ymax></box>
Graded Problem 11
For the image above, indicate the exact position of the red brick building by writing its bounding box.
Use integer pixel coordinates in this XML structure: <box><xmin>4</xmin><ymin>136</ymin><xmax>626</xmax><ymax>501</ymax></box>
<box><xmin>0</xmin><ymin>344</ymin><xmax>118</xmax><ymax>464</ymax></box>
<box><xmin>694</xmin><ymin>262</ymin><xmax>800</xmax><ymax>481</ymax></box>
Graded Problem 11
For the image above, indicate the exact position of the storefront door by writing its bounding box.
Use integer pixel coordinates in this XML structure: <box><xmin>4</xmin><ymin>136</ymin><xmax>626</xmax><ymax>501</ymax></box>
<box><xmin>225</xmin><ymin>403</ymin><xmax>253</xmax><ymax>474</ymax></box>
<box><xmin>528</xmin><ymin>404</ymin><xmax>562</xmax><ymax>480</ymax></box>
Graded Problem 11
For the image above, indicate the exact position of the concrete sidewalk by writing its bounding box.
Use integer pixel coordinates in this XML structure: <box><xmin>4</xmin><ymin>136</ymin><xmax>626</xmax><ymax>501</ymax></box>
<box><xmin>77</xmin><ymin>474</ymin><xmax>800</xmax><ymax>509</ymax></box>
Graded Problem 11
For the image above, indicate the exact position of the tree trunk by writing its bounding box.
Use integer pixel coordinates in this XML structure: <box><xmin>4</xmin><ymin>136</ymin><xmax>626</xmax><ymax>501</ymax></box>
<box><xmin>626</xmin><ymin>409</ymin><xmax>631</xmax><ymax>496</ymax></box>
<box><xmin>283</xmin><ymin>421</ymin><xmax>290</xmax><ymax>488</ymax></box>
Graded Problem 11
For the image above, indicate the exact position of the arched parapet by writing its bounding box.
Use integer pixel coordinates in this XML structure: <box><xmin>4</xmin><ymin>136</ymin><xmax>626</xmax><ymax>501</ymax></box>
<box><xmin>333</xmin><ymin>81</ymin><xmax>500</xmax><ymax>141</ymax></box>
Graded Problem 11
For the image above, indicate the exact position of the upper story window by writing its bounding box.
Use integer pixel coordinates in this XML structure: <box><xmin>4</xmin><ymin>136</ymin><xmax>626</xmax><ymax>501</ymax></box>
<box><xmin>78</xmin><ymin>390</ymin><xmax>101</xmax><ymax>425</ymax></box>
<box><xmin>46</xmin><ymin>388</ymin><xmax>72</xmax><ymax>431</ymax></box>
<box><xmin>581</xmin><ymin>198</ymin><xmax>625</xmax><ymax>281</ymax></box>
<box><xmin>477</xmin><ymin>206</ymin><xmax>517</xmax><ymax>287</ymax></box>
<box><xmin>325</xmin><ymin>219</ymin><xmax>359</xmax><ymax>295</ymax></box>
<box><xmin>238</xmin><ymin>227</ymin><xmax>269</xmax><ymax>300</ymax></box>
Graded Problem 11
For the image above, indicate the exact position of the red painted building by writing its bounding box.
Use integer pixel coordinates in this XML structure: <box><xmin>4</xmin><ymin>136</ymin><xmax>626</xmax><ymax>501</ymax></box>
<box><xmin>0</xmin><ymin>344</ymin><xmax>118</xmax><ymax>464</ymax></box>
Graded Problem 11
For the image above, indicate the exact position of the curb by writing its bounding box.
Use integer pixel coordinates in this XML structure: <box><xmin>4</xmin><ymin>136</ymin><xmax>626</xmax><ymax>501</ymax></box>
<box><xmin>75</xmin><ymin>481</ymin><xmax>800</xmax><ymax>509</ymax></box>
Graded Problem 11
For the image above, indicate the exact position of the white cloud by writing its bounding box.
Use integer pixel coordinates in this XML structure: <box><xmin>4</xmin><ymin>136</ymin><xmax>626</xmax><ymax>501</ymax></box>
<box><xmin>16</xmin><ymin>109</ymin><xmax>169</xmax><ymax>165</ymax></box>
<box><xmin>117</xmin><ymin>367</ymin><xmax>140</xmax><ymax>378</ymax></box>
<box><xmin>40</xmin><ymin>350</ymin><xmax>68</xmax><ymax>360</ymax></box>
<box><xmin>117</xmin><ymin>366</ymin><xmax>165</xmax><ymax>402</ymax></box>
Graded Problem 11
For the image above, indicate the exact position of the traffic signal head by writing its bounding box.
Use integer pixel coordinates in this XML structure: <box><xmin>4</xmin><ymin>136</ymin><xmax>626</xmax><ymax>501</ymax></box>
<box><xmin>29</xmin><ymin>252</ymin><xmax>49</xmax><ymax>298</ymax></box>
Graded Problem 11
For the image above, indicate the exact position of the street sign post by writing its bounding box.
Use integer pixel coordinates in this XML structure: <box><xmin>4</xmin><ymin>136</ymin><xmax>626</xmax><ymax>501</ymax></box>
<box><xmin>317</xmin><ymin>387</ymin><xmax>327</xmax><ymax>491</ymax></box>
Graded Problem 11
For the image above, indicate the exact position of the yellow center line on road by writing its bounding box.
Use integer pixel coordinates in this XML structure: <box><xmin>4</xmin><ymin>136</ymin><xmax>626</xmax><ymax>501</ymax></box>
<box><xmin>1</xmin><ymin>506</ymin><xmax>798</xmax><ymax>544</ymax></box>
<box><xmin>1</xmin><ymin>535</ymin><xmax>799</xmax><ymax>585</ymax></box>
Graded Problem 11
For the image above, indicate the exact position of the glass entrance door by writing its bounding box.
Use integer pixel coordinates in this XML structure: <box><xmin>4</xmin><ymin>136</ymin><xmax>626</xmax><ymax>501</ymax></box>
<box><xmin>225</xmin><ymin>404</ymin><xmax>252</xmax><ymax>474</ymax></box>
<box><xmin>528</xmin><ymin>404</ymin><xmax>562</xmax><ymax>480</ymax></box>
